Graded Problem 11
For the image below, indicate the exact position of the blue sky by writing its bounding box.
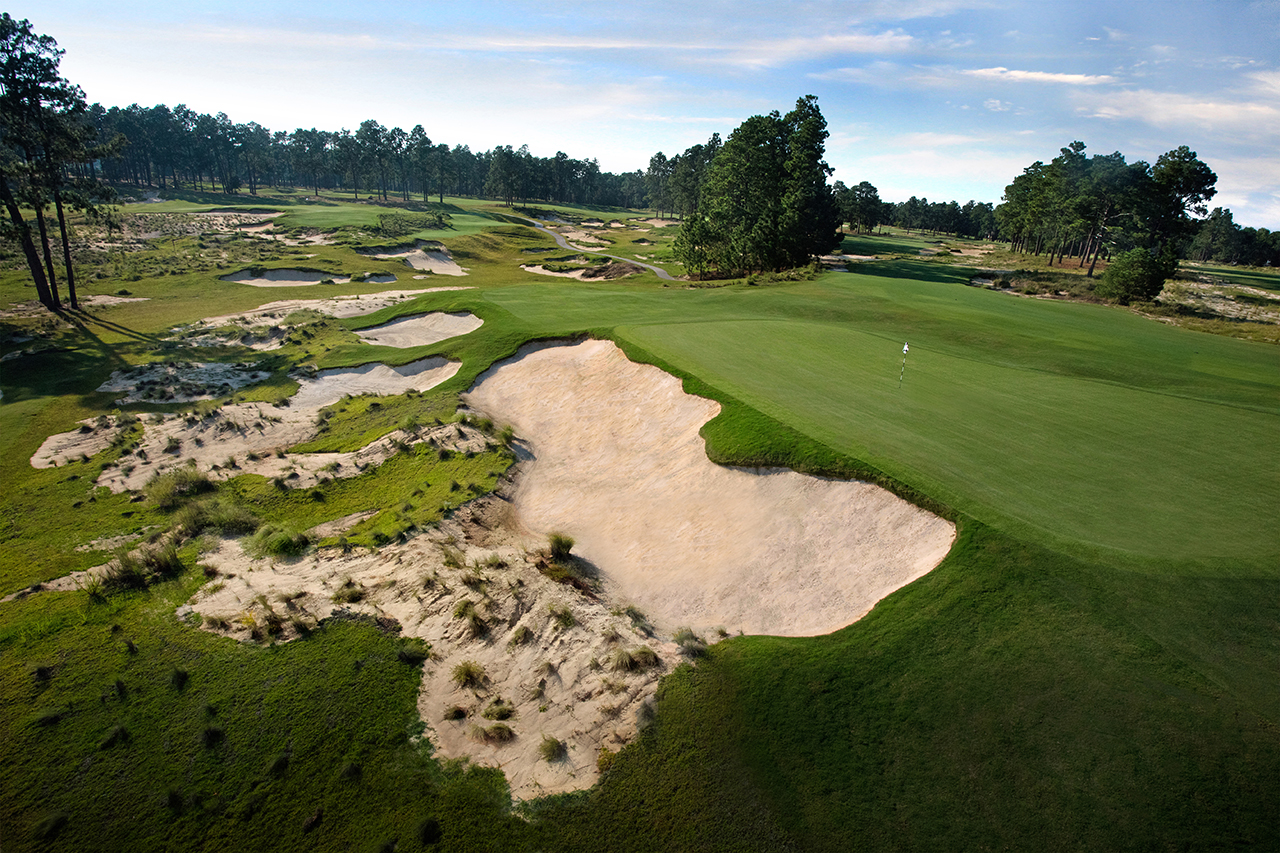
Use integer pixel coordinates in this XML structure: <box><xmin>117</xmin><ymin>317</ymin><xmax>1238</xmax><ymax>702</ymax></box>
<box><xmin>29</xmin><ymin>0</ymin><xmax>1280</xmax><ymax>228</ymax></box>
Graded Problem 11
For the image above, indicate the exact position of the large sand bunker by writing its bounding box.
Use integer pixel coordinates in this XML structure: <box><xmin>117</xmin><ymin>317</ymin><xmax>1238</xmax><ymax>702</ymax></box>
<box><xmin>355</xmin><ymin>312</ymin><xmax>484</xmax><ymax>348</ymax></box>
<box><xmin>359</xmin><ymin>242</ymin><xmax>468</xmax><ymax>276</ymax></box>
<box><xmin>465</xmin><ymin>340</ymin><xmax>955</xmax><ymax>637</ymax></box>
<box><xmin>198</xmin><ymin>288</ymin><xmax>474</xmax><ymax>327</ymax></box>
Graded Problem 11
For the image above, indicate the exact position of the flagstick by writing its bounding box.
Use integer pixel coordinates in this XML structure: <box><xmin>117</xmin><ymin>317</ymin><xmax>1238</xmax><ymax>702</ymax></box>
<box><xmin>899</xmin><ymin>342</ymin><xmax>909</xmax><ymax>389</ymax></box>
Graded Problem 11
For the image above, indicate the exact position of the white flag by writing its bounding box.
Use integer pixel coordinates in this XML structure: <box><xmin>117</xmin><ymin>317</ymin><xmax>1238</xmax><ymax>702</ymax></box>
<box><xmin>903</xmin><ymin>343</ymin><xmax>910</xmax><ymax>354</ymax></box>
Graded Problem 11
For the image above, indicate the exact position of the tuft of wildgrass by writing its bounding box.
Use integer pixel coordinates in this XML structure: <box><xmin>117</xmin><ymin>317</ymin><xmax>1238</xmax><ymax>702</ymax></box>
<box><xmin>470</xmin><ymin>722</ymin><xmax>515</xmax><ymax>744</ymax></box>
<box><xmin>549</xmin><ymin>605</ymin><xmax>576</xmax><ymax>630</ymax></box>
<box><xmin>453</xmin><ymin>599</ymin><xmax>488</xmax><ymax>638</ymax></box>
<box><xmin>538</xmin><ymin>734</ymin><xmax>567</xmax><ymax>762</ymax></box>
<box><xmin>548</xmin><ymin>532</ymin><xmax>574</xmax><ymax>561</ymax></box>
<box><xmin>245</xmin><ymin>524</ymin><xmax>311</xmax><ymax>559</ymax></box>
<box><xmin>674</xmin><ymin>627</ymin><xmax>708</xmax><ymax>658</ymax></box>
<box><xmin>482</xmin><ymin>698</ymin><xmax>515</xmax><ymax>721</ymax></box>
<box><xmin>451</xmin><ymin>659</ymin><xmax>486</xmax><ymax>689</ymax></box>
<box><xmin>508</xmin><ymin>625</ymin><xmax>533</xmax><ymax>647</ymax></box>
<box><xmin>396</xmin><ymin>638</ymin><xmax>431</xmax><ymax>665</ymax></box>
<box><xmin>331</xmin><ymin>577</ymin><xmax>364</xmax><ymax>604</ymax></box>
<box><xmin>145</xmin><ymin>466</ymin><xmax>215</xmax><ymax>510</ymax></box>
<box><xmin>173</xmin><ymin>497</ymin><xmax>259</xmax><ymax>536</ymax></box>
<box><xmin>608</xmin><ymin>646</ymin><xmax>660</xmax><ymax>673</ymax></box>
<box><xmin>443</xmin><ymin>705</ymin><xmax>468</xmax><ymax>721</ymax></box>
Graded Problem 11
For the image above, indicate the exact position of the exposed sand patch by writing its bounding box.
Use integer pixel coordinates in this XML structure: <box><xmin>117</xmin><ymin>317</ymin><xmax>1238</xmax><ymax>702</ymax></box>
<box><xmin>198</xmin><ymin>288</ymin><xmax>473</xmax><ymax>326</ymax></box>
<box><xmin>464</xmin><ymin>340</ymin><xmax>956</xmax><ymax>638</ymax></box>
<box><xmin>359</xmin><ymin>241</ymin><xmax>468</xmax><ymax>276</ymax></box>
<box><xmin>520</xmin><ymin>265</ymin><xmax>588</xmax><ymax>280</ymax></box>
<box><xmin>95</xmin><ymin>362</ymin><xmax>272</xmax><ymax>405</ymax></box>
<box><xmin>640</xmin><ymin>218</ymin><xmax>680</xmax><ymax>228</ymax></box>
<box><xmin>221</xmin><ymin>269</ymin><xmax>350</xmax><ymax>287</ymax></box>
<box><xmin>181</xmin><ymin>494</ymin><xmax>676</xmax><ymax>801</ymax></box>
<box><xmin>555</xmin><ymin>228</ymin><xmax>608</xmax><ymax>246</ymax></box>
<box><xmin>355</xmin><ymin>313</ymin><xmax>484</xmax><ymax>348</ymax></box>
<box><xmin>35</xmin><ymin>357</ymin><xmax>466</xmax><ymax>491</ymax></box>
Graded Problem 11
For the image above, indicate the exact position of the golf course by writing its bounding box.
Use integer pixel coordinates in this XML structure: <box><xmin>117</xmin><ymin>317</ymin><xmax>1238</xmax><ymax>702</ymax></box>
<box><xmin>1</xmin><ymin>183</ymin><xmax>1277</xmax><ymax>852</ymax></box>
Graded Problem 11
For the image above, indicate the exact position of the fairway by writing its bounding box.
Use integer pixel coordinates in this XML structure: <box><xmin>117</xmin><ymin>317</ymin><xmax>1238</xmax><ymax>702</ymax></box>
<box><xmin>486</xmin><ymin>265</ymin><xmax>1280</xmax><ymax>564</ymax></box>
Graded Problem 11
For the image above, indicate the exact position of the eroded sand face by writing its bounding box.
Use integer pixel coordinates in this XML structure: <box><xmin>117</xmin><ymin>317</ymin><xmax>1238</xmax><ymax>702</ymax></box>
<box><xmin>360</xmin><ymin>242</ymin><xmax>468</xmax><ymax>276</ymax></box>
<box><xmin>465</xmin><ymin>340</ymin><xmax>956</xmax><ymax>637</ymax></box>
<box><xmin>355</xmin><ymin>312</ymin><xmax>484</xmax><ymax>348</ymax></box>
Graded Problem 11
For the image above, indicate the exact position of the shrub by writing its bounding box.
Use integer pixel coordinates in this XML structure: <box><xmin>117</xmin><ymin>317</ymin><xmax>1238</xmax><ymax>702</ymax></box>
<box><xmin>1096</xmin><ymin>246</ymin><xmax>1178</xmax><ymax>304</ymax></box>
<box><xmin>451</xmin><ymin>660</ymin><xmax>486</xmax><ymax>689</ymax></box>
<box><xmin>538</xmin><ymin>735</ymin><xmax>567</xmax><ymax>762</ymax></box>
<box><xmin>245</xmin><ymin>524</ymin><xmax>311</xmax><ymax>558</ymax></box>
<box><xmin>145</xmin><ymin>467</ymin><xmax>215</xmax><ymax>510</ymax></box>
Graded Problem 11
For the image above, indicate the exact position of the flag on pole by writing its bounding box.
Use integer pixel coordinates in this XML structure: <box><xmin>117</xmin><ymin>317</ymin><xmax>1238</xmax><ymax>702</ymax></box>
<box><xmin>899</xmin><ymin>342</ymin><xmax>909</xmax><ymax>388</ymax></box>
<box><xmin>903</xmin><ymin>343</ymin><xmax>909</xmax><ymax>354</ymax></box>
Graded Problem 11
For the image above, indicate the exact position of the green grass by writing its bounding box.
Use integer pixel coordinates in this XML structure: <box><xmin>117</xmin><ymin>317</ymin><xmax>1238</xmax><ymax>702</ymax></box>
<box><xmin>2</xmin><ymin>208</ymin><xmax>1279</xmax><ymax>851</ymax></box>
<box><xmin>1182</xmin><ymin>261</ymin><xmax>1280</xmax><ymax>292</ymax></box>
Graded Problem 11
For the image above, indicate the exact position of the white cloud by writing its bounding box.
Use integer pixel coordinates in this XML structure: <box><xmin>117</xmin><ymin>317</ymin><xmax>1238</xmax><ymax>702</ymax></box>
<box><xmin>961</xmin><ymin>67</ymin><xmax>1116</xmax><ymax>85</ymax></box>
<box><xmin>1077</xmin><ymin>89</ymin><xmax>1280</xmax><ymax>134</ymax></box>
<box><xmin>984</xmin><ymin>99</ymin><xmax>1010</xmax><ymax>111</ymax></box>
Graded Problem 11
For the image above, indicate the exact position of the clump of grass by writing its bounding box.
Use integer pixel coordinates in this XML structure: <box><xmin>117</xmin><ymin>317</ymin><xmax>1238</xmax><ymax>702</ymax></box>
<box><xmin>508</xmin><ymin>625</ymin><xmax>533</xmax><ymax>646</ymax></box>
<box><xmin>549</xmin><ymin>604</ymin><xmax>576</xmax><ymax>630</ymax></box>
<box><xmin>453</xmin><ymin>599</ymin><xmax>488</xmax><ymax>638</ymax></box>
<box><xmin>443</xmin><ymin>705</ymin><xmax>468</xmax><ymax>721</ymax></box>
<box><xmin>548</xmin><ymin>532</ymin><xmax>574</xmax><ymax>561</ymax></box>
<box><xmin>244</xmin><ymin>524</ymin><xmax>311</xmax><ymax>559</ymax></box>
<box><xmin>621</xmin><ymin>605</ymin><xmax>654</xmax><ymax>637</ymax></box>
<box><xmin>451</xmin><ymin>659</ymin><xmax>486</xmax><ymax>689</ymax></box>
<box><xmin>145</xmin><ymin>466</ymin><xmax>215</xmax><ymax>510</ymax></box>
<box><xmin>603</xmin><ymin>678</ymin><xmax>627</xmax><ymax>694</ymax></box>
<box><xmin>396</xmin><ymin>638</ymin><xmax>431</xmax><ymax>665</ymax></box>
<box><xmin>597</xmin><ymin>747</ymin><xmax>617</xmax><ymax>773</ymax></box>
<box><xmin>331</xmin><ymin>577</ymin><xmax>364</xmax><ymax>604</ymax></box>
<box><xmin>470</xmin><ymin>723</ymin><xmax>515</xmax><ymax>744</ymax></box>
<box><xmin>482</xmin><ymin>698</ymin><xmax>515</xmax><ymax>721</ymax></box>
<box><xmin>173</xmin><ymin>497</ymin><xmax>259</xmax><ymax>536</ymax></box>
<box><xmin>608</xmin><ymin>646</ymin><xmax>660</xmax><ymax>673</ymax></box>
<box><xmin>538</xmin><ymin>735</ymin><xmax>567</xmax><ymax>762</ymax></box>
<box><xmin>674</xmin><ymin>627</ymin><xmax>708</xmax><ymax>658</ymax></box>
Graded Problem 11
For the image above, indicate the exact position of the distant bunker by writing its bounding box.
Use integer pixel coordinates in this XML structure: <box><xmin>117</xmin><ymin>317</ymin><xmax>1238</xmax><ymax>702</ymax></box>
<box><xmin>220</xmin><ymin>268</ymin><xmax>397</xmax><ymax>287</ymax></box>
<box><xmin>464</xmin><ymin>340</ymin><xmax>956</xmax><ymax>637</ymax></box>
<box><xmin>355</xmin><ymin>312</ymin><xmax>484</xmax><ymax>348</ymax></box>
<box><xmin>358</xmin><ymin>241</ymin><xmax>468</xmax><ymax>276</ymax></box>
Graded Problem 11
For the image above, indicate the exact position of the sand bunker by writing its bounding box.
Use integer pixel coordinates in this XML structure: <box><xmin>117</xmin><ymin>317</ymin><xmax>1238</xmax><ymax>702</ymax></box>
<box><xmin>355</xmin><ymin>313</ymin><xmax>484</xmax><ymax>348</ymax></box>
<box><xmin>221</xmin><ymin>269</ymin><xmax>350</xmax><ymax>287</ymax></box>
<box><xmin>291</xmin><ymin>357</ymin><xmax>460</xmax><ymax>410</ymax></box>
<box><xmin>359</xmin><ymin>242</ymin><xmax>468</xmax><ymax>276</ymax></box>
<box><xmin>465</xmin><ymin>340</ymin><xmax>955</xmax><ymax>637</ymax></box>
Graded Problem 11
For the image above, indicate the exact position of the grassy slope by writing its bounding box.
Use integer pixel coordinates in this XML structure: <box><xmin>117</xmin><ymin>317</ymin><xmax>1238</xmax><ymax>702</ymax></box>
<box><xmin>2</xmin><ymin>215</ymin><xmax>1279</xmax><ymax>851</ymax></box>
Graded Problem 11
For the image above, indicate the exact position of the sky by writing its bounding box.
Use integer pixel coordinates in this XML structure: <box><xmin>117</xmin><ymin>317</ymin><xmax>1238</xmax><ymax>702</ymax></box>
<box><xmin>27</xmin><ymin>0</ymin><xmax>1280</xmax><ymax>228</ymax></box>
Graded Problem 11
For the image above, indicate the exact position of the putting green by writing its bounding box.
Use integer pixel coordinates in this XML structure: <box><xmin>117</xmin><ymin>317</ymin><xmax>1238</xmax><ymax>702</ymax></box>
<box><xmin>485</xmin><ymin>265</ymin><xmax>1280</xmax><ymax>564</ymax></box>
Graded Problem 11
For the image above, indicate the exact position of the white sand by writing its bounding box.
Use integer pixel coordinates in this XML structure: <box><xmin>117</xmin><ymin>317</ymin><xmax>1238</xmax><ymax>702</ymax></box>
<box><xmin>291</xmin><ymin>357</ymin><xmax>461</xmax><ymax>410</ymax></box>
<box><xmin>221</xmin><ymin>269</ymin><xmax>350</xmax><ymax>287</ymax></box>
<box><xmin>355</xmin><ymin>313</ymin><xmax>484</xmax><ymax>348</ymax></box>
<box><xmin>199</xmin><ymin>288</ymin><xmax>474</xmax><ymax>327</ymax></box>
<box><xmin>520</xmin><ymin>265</ymin><xmax>588</xmax><ymax>279</ymax></box>
<box><xmin>360</xmin><ymin>242</ymin><xmax>468</xmax><ymax>276</ymax></box>
<box><xmin>465</xmin><ymin>340</ymin><xmax>956</xmax><ymax>638</ymax></box>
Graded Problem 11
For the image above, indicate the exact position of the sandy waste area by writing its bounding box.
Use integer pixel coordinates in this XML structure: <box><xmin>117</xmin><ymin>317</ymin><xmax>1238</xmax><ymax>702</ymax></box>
<box><xmin>221</xmin><ymin>269</ymin><xmax>398</xmax><ymax>287</ymax></box>
<box><xmin>25</xmin><ymin>338</ymin><xmax>955</xmax><ymax>801</ymax></box>
<box><xmin>359</xmin><ymin>242</ymin><xmax>468</xmax><ymax>276</ymax></box>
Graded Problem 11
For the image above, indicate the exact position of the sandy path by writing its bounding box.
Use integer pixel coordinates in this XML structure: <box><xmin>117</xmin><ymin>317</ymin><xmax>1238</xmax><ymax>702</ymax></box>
<box><xmin>465</xmin><ymin>340</ymin><xmax>955</xmax><ymax>637</ymax></box>
<box><xmin>355</xmin><ymin>313</ymin><xmax>483</xmax><ymax>348</ymax></box>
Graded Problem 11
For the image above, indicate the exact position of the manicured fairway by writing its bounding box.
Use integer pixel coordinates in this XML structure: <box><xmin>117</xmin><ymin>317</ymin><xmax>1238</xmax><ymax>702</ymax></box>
<box><xmin>485</xmin><ymin>263</ymin><xmax>1280</xmax><ymax>564</ymax></box>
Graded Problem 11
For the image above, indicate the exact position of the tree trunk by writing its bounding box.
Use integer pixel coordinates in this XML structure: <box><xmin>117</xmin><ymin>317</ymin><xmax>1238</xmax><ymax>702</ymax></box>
<box><xmin>33</xmin><ymin>205</ymin><xmax>63</xmax><ymax>308</ymax></box>
<box><xmin>0</xmin><ymin>177</ymin><xmax>55</xmax><ymax>307</ymax></box>
<box><xmin>54</xmin><ymin>190</ymin><xmax>78</xmax><ymax>310</ymax></box>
